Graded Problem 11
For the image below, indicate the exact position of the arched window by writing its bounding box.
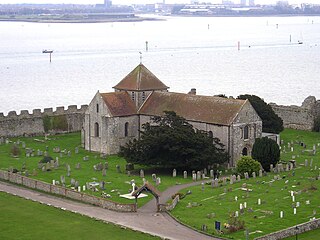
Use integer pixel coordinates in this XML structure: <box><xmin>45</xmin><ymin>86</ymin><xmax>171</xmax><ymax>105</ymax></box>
<box><xmin>94</xmin><ymin>122</ymin><xmax>99</xmax><ymax>137</ymax></box>
<box><xmin>96</xmin><ymin>104</ymin><xmax>99</xmax><ymax>113</ymax></box>
<box><xmin>125</xmin><ymin>122</ymin><xmax>129</xmax><ymax>137</ymax></box>
<box><xmin>244</xmin><ymin>125</ymin><xmax>249</xmax><ymax>140</ymax></box>
<box><xmin>242</xmin><ymin>147</ymin><xmax>248</xmax><ymax>156</ymax></box>
<box><xmin>208</xmin><ymin>131</ymin><xmax>213</xmax><ymax>138</ymax></box>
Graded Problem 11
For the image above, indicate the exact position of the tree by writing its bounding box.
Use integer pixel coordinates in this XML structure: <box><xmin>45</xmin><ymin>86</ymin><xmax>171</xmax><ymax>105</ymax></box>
<box><xmin>237</xmin><ymin>94</ymin><xmax>283</xmax><ymax>134</ymax></box>
<box><xmin>236</xmin><ymin>156</ymin><xmax>261</xmax><ymax>177</ymax></box>
<box><xmin>119</xmin><ymin>111</ymin><xmax>229</xmax><ymax>170</ymax></box>
<box><xmin>252</xmin><ymin>137</ymin><xmax>280</xmax><ymax>171</ymax></box>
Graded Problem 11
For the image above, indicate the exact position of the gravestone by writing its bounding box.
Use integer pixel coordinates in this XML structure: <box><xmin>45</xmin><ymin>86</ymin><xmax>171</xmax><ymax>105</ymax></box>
<box><xmin>102</xmin><ymin>168</ymin><xmax>106</xmax><ymax>177</ymax></box>
<box><xmin>127</xmin><ymin>171</ymin><xmax>131</xmax><ymax>176</ymax></box>
<box><xmin>75</xmin><ymin>147</ymin><xmax>79</xmax><ymax>154</ymax></box>
<box><xmin>310</xmin><ymin>159</ymin><xmax>313</xmax><ymax>167</ymax></box>
<box><xmin>223</xmin><ymin>177</ymin><xmax>226</xmax><ymax>185</ymax></box>
<box><xmin>104</xmin><ymin>162</ymin><xmax>108</xmax><ymax>169</ymax></box>
<box><xmin>173</xmin><ymin>169</ymin><xmax>177</xmax><ymax>178</ymax></box>
<box><xmin>75</xmin><ymin>181</ymin><xmax>79</xmax><ymax>189</ymax></box>
<box><xmin>140</xmin><ymin>169</ymin><xmax>144</xmax><ymax>178</ymax></box>
<box><xmin>152</xmin><ymin>173</ymin><xmax>157</xmax><ymax>182</ymax></box>
<box><xmin>252</xmin><ymin>172</ymin><xmax>256</xmax><ymax>178</ymax></box>
<box><xmin>60</xmin><ymin>175</ymin><xmax>65</xmax><ymax>185</ymax></box>
<box><xmin>258</xmin><ymin>198</ymin><xmax>261</xmax><ymax>205</ymax></box>
<box><xmin>211</xmin><ymin>179</ymin><xmax>215</xmax><ymax>188</ymax></box>
<box><xmin>286</xmin><ymin>164</ymin><xmax>289</xmax><ymax>172</ymax></box>
<box><xmin>22</xmin><ymin>142</ymin><xmax>26</xmax><ymax>148</ymax></box>
<box><xmin>210</xmin><ymin>169</ymin><xmax>214</xmax><ymax>178</ymax></box>
<box><xmin>70</xmin><ymin>178</ymin><xmax>75</xmax><ymax>186</ymax></box>
<box><xmin>244</xmin><ymin>172</ymin><xmax>249</xmax><ymax>179</ymax></box>
<box><xmin>67</xmin><ymin>169</ymin><xmax>71</xmax><ymax>177</ymax></box>
<box><xmin>230</xmin><ymin>176</ymin><xmax>234</xmax><ymax>185</ymax></box>
<box><xmin>237</xmin><ymin>175</ymin><xmax>241</xmax><ymax>182</ymax></box>
<box><xmin>68</xmin><ymin>151</ymin><xmax>71</xmax><ymax>157</ymax></box>
<box><xmin>259</xmin><ymin>169</ymin><xmax>263</xmax><ymax>177</ymax></box>
<box><xmin>100</xmin><ymin>181</ymin><xmax>105</xmax><ymax>190</ymax></box>
<box><xmin>305</xmin><ymin>159</ymin><xmax>308</xmax><ymax>167</ymax></box>
<box><xmin>204</xmin><ymin>168</ymin><xmax>207</xmax><ymax>176</ymax></box>
<box><xmin>156</xmin><ymin>177</ymin><xmax>161</xmax><ymax>186</ymax></box>
<box><xmin>46</xmin><ymin>162</ymin><xmax>50</xmax><ymax>170</ymax></box>
<box><xmin>183</xmin><ymin>171</ymin><xmax>187</xmax><ymax>179</ymax></box>
<box><xmin>201</xmin><ymin>182</ymin><xmax>205</xmax><ymax>191</ymax></box>
<box><xmin>75</xmin><ymin>163</ymin><xmax>81</xmax><ymax>170</ymax></box>
<box><xmin>32</xmin><ymin>169</ymin><xmax>37</xmax><ymax>176</ymax></box>
<box><xmin>197</xmin><ymin>171</ymin><xmax>201</xmax><ymax>180</ymax></box>
<box><xmin>192</xmin><ymin>173</ymin><xmax>197</xmax><ymax>181</ymax></box>
<box><xmin>25</xmin><ymin>170</ymin><xmax>29</xmax><ymax>177</ymax></box>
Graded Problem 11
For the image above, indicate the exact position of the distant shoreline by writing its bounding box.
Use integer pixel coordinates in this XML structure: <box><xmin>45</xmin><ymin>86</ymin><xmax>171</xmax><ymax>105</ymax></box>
<box><xmin>0</xmin><ymin>16</ymin><xmax>163</xmax><ymax>23</ymax></box>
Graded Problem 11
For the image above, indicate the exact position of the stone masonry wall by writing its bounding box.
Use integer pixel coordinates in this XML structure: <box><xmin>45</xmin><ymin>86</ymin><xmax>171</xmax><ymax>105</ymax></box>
<box><xmin>0</xmin><ymin>170</ymin><xmax>136</xmax><ymax>212</ymax></box>
<box><xmin>270</xmin><ymin>96</ymin><xmax>320</xmax><ymax>131</ymax></box>
<box><xmin>254</xmin><ymin>218</ymin><xmax>320</xmax><ymax>240</ymax></box>
<box><xmin>0</xmin><ymin>105</ymin><xmax>88</xmax><ymax>137</ymax></box>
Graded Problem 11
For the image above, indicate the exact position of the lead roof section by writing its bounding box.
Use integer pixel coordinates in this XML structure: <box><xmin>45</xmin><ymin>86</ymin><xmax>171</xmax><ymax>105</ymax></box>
<box><xmin>113</xmin><ymin>63</ymin><xmax>169</xmax><ymax>91</ymax></box>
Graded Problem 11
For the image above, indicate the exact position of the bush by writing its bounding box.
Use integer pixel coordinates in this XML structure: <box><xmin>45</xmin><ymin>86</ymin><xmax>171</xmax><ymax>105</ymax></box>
<box><xmin>252</xmin><ymin>137</ymin><xmax>280</xmax><ymax>172</ymax></box>
<box><xmin>43</xmin><ymin>115</ymin><xmax>68</xmax><ymax>133</ymax></box>
<box><xmin>39</xmin><ymin>156</ymin><xmax>53</xmax><ymax>163</ymax></box>
<box><xmin>236</xmin><ymin>156</ymin><xmax>261</xmax><ymax>177</ymax></box>
<box><xmin>313</xmin><ymin>116</ymin><xmax>320</xmax><ymax>132</ymax></box>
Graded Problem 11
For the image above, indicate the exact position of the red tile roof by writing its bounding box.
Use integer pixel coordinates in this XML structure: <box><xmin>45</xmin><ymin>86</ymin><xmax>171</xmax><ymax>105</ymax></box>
<box><xmin>113</xmin><ymin>64</ymin><xmax>169</xmax><ymax>91</ymax></box>
<box><xmin>100</xmin><ymin>92</ymin><xmax>137</xmax><ymax>117</ymax></box>
<box><xmin>139</xmin><ymin>92</ymin><xmax>247</xmax><ymax>126</ymax></box>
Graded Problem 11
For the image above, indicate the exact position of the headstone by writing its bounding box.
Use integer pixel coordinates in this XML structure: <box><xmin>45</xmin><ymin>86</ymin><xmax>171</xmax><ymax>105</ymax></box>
<box><xmin>83</xmin><ymin>185</ymin><xmax>86</xmax><ymax>191</ymax></box>
<box><xmin>156</xmin><ymin>177</ymin><xmax>161</xmax><ymax>186</ymax></box>
<box><xmin>75</xmin><ymin>163</ymin><xmax>81</xmax><ymax>170</ymax></box>
<box><xmin>203</xmin><ymin>168</ymin><xmax>207</xmax><ymax>176</ymax></box>
<box><xmin>305</xmin><ymin>159</ymin><xmax>308</xmax><ymax>167</ymax></box>
<box><xmin>237</xmin><ymin>175</ymin><xmax>241</xmax><ymax>182</ymax></box>
<box><xmin>68</xmin><ymin>151</ymin><xmax>71</xmax><ymax>157</ymax></box>
<box><xmin>240</xmin><ymin>203</ymin><xmax>243</xmax><ymax>210</ymax></box>
<box><xmin>46</xmin><ymin>162</ymin><xmax>50</xmax><ymax>170</ymax></box>
<box><xmin>104</xmin><ymin>162</ymin><xmax>108</xmax><ymax>169</ymax></box>
<box><xmin>100</xmin><ymin>181</ymin><xmax>105</xmax><ymax>190</ymax></box>
<box><xmin>310</xmin><ymin>159</ymin><xmax>313</xmax><ymax>167</ymax></box>
<box><xmin>127</xmin><ymin>171</ymin><xmax>131</xmax><ymax>176</ymax></box>
<box><xmin>116</xmin><ymin>165</ymin><xmax>121</xmax><ymax>173</ymax></box>
<box><xmin>60</xmin><ymin>175</ymin><xmax>65</xmax><ymax>184</ymax></box>
<box><xmin>25</xmin><ymin>170</ymin><xmax>29</xmax><ymax>177</ymax></box>
<box><xmin>270</xmin><ymin>164</ymin><xmax>274</xmax><ymax>172</ymax></box>
<box><xmin>75</xmin><ymin>147</ymin><xmax>79</xmax><ymax>154</ymax></box>
<box><xmin>60</xmin><ymin>152</ymin><xmax>63</xmax><ymax>158</ymax></box>
<box><xmin>296</xmin><ymin>202</ymin><xmax>300</xmax><ymax>207</ymax></box>
<box><xmin>75</xmin><ymin>181</ymin><xmax>79</xmax><ymax>189</ymax></box>
<box><xmin>286</xmin><ymin>164</ymin><xmax>289</xmax><ymax>172</ymax></box>
<box><xmin>183</xmin><ymin>171</ymin><xmax>187</xmax><ymax>179</ymax></box>
<box><xmin>294</xmin><ymin>208</ymin><xmax>297</xmax><ymax>215</ymax></box>
<box><xmin>102</xmin><ymin>168</ymin><xmax>106</xmax><ymax>177</ymax></box>
<box><xmin>201</xmin><ymin>182</ymin><xmax>205</xmax><ymax>191</ymax></box>
<box><xmin>67</xmin><ymin>170</ymin><xmax>71</xmax><ymax>177</ymax></box>
<box><xmin>235</xmin><ymin>211</ymin><xmax>239</xmax><ymax>217</ymax></box>
<box><xmin>192</xmin><ymin>173</ymin><xmax>197</xmax><ymax>181</ymax></box>
<box><xmin>152</xmin><ymin>173</ymin><xmax>157</xmax><ymax>182</ymax></box>
<box><xmin>280</xmin><ymin>211</ymin><xmax>284</xmax><ymax>218</ymax></box>
<box><xmin>210</xmin><ymin>169</ymin><xmax>214</xmax><ymax>178</ymax></box>
<box><xmin>78</xmin><ymin>186</ymin><xmax>81</xmax><ymax>192</ymax></box>
<box><xmin>244</xmin><ymin>172</ymin><xmax>249</xmax><ymax>179</ymax></box>
<box><xmin>140</xmin><ymin>169</ymin><xmax>144</xmax><ymax>178</ymax></box>
<box><xmin>259</xmin><ymin>169</ymin><xmax>263</xmax><ymax>177</ymax></box>
<box><xmin>52</xmin><ymin>180</ymin><xmax>56</xmax><ymax>185</ymax></box>
<box><xmin>197</xmin><ymin>171</ymin><xmax>201</xmax><ymax>180</ymax></box>
<box><xmin>222</xmin><ymin>177</ymin><xmax>226</xmax><ymax>185</ymax></box>
<box><xmin>235</xmin><ymin>196</ymin><xmax>238</xmax><ymax>201</ymax></box>
<box><xmin>70</xmin><ymin>178</ymin><xmax>75</xmax><ymax>186</ymax></box>
<box><xmin>258</xmin><ymin>198</ymin><xmax>261</xmax><ymax>205</ymax></box>
<box><xmin>292</xmin><ymin>196</ymin><xmax>295</xmax><ymax>202</ymax></box>
<box><xmin>252</xmin><ymin>172</ymin><xmax>256</xmax><ymax>178</ymax></box>
<box><xmin>173</xmin><ymin>169</ymin><xmax>177</xmax><ymax>177</ymax></box>
<box><xmin>32</xmin><ymin>169</ymin><xmax>37</xmax><ymax>176</ymax></box>
<box><xmin>22</xmin><ymin>142</ymin><xmax>26</xmax><ymax>148</ymax></box>
<box><xmin>230</xmin><ymin>176</ymin><xmax>234</xmax><ymax>185</ymax></box>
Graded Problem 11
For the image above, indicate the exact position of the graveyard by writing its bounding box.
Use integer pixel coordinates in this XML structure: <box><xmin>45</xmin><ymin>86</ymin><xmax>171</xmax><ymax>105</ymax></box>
<box><xmin>0</xmin><ymin>129</ymin><xmax>319</xmax><ymax>239</ymax></box>
<box><xmin>171</xmin><ymin>129</ymin><xmax>320</xmax><ymax>239</ymax></box>
<box><xmin>0</xmin><ymin>132</ymin><xmax>192</xmax><ymax>207</ymax></box>
<box><xmin>0</xmin><ymin>191</ymin><xmax>159</xmax><ymax>240</ymax></box>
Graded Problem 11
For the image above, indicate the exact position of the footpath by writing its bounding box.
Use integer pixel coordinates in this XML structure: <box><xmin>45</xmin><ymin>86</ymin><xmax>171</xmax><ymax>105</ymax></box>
<box><xmin>0</xmin><ymin>181</ymin><xmax>221</xmax><ymax>240</ymax></box>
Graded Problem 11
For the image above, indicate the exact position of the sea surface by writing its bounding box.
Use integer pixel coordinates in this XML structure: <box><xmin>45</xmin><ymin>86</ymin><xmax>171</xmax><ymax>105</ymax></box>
<box><xmin>1</xmin><ymin>15</ymin><xmax>320</xmax><ymax>115</ymax></box>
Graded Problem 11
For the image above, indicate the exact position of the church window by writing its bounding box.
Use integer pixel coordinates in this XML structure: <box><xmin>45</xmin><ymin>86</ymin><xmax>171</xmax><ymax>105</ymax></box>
<box><xmin>94</xmin><ymin>122</ymin><xmax>99</xmax><ymax>137</ymax></box>
<box><xmin>125</xmin><ymin>122</ymin><xmax>129</xmax><ymax>137</ymax></box>
<box><xmin>131</xmin><ymin>92</ymin><xmax>135</xmax><ymax>102</ymax></box>
<box><xmin>96</xmin><ymin>104</ymin><xmax>99</xmax><ymax>113</ymax></box>
<box><xmin>244</xmin><ymin>125</ymin><xmax>249</xmax><ymax>140</ymax></box>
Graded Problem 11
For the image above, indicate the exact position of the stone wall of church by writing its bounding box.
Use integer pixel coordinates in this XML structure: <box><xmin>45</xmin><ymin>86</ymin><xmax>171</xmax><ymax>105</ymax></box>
<box><xmin>231</xmin><ymin>101</ymin><xmax>263</xmax><ymax>166</ymax></box>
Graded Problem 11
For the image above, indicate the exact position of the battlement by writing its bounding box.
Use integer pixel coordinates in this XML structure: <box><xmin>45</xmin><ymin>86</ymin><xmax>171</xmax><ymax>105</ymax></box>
<box><xmin>0</xmin><ymin>105</ymin><xmax>88</xmax><ymax>121</ymax></box>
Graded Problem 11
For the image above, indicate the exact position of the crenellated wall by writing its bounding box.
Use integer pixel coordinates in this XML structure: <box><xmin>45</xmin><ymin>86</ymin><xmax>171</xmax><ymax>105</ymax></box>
<box><xmin>0</xmin><ymin>105</ymin><xmax>88</xmax><ymax>137</ymax></box>
<box><xmin>270</xmin><ymin>96</ymin><xmax>320</xmax><ymax>131</ymax></box>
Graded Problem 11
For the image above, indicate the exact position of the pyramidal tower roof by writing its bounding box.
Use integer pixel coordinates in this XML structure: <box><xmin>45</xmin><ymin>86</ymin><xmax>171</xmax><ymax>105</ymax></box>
<box><xmin>113</xmin><ymin>64</ymin><xmax>169</xmax><ymax>91</ymax></box>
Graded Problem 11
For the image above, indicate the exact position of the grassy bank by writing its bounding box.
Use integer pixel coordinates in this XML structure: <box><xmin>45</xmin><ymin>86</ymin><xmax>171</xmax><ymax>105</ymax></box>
<box><xmin>0</xmin><ymin>191</ymin><xmax>159</xmax><ymax>240</ymax></box>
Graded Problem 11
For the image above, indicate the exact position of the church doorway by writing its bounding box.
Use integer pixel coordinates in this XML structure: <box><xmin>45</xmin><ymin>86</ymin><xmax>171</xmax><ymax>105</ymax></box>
<box><xmin>242</xmin><ymin>147</ymin><xmax>248</xmax><ymax>156</ymax></box>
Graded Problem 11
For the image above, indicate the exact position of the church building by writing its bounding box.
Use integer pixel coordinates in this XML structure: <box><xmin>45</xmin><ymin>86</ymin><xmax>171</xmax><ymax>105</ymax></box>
<box><xmin>82</xmin><ymin>64</ymin><xmax>262</xmax><ymax>166</ymax></box>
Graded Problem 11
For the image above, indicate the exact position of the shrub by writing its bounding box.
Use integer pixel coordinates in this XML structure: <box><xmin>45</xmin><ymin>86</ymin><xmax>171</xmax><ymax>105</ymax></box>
<box><xmin>43</xmin><ymin>115</ymin><xmax>68</xmax><ymax>133</ymax></box>
<box><xmin>39</xmin><ymin>156</ymin><xmax>53</xmax><ymax>163</ymax></box>
<box><xmin>252</xmin><ymin>137</ymin><xmax>280</xmax><ymax>171</ymax></box>
<box><xmin>227</xmin><ymin>215</ymin><xmax>245</xmax><ymax>233</ymax></box>
<box><xmin>236</xmin><ymin>156</ymin><xmax>261</xmax><ymax>177</ymax></box>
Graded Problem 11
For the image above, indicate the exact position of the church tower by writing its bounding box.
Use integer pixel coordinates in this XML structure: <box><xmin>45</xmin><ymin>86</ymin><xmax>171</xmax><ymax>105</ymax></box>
<box><xmin>113</xmin><ymin>64</ymin><xmax>169</xmax><ymax>109</ymax></box>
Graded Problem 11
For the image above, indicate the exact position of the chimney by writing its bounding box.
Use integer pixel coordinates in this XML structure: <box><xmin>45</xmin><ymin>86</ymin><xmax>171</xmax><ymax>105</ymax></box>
<box><xmin>188</xmin><ymin>88</ymin><xmax>196</xmax><ymax>95</ymax></box>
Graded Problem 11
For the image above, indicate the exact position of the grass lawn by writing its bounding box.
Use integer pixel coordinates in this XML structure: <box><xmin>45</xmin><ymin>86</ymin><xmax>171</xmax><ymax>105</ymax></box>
<box><xmin>0</xmin><ymin>191</ymin><xmax>159</xmax><ymax>240</ymax></box>
<box><xmin>0</xmin><ymin>132</ymin><xmax>192</xmax><ymax>207</ymax></box>
<box><xmin>171</xmin><ymin>129</ymin><xmax>320</xmax><ymax>240</ymax></box>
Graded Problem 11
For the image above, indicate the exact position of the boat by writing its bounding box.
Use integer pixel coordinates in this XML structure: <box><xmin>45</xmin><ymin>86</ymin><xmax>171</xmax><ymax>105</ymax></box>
<box><xmin>42</xmin><ymin>50</ymin><xmax>53</xmax><ymax>53</ymax></box>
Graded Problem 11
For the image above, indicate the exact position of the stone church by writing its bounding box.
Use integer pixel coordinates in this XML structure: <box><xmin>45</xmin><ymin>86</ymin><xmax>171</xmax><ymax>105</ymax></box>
<box><xmin>82</xmin><ymin>64</ymin><xmax>262</xmax><ymax>166</ymax></box>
